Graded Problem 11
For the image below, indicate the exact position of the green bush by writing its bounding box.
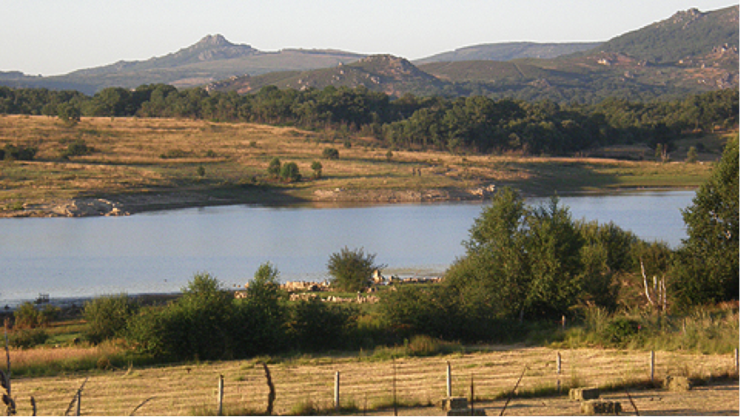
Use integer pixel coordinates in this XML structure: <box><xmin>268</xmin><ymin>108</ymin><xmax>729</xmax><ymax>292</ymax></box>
<box><xmin>128</xmin><ymin>268</ymin><xmax>289</xmax><ymax>360</ymax></box>
<box><xmin>267</xmin><ymin>157</ymin><xmax>281</xmax><ymax>178</ymax></box>
<box><xmin>62</xmin><ymin>139</ymin><xmax>93</xmax><ymax>158</ymax></box>
<box><xmin>84</xmin><ymin>294</ymin><xmax>138</xmax><ymax>344</ymax></box>
<box><xmin>322</xmin><ymin>147</ymin><xmax>339</xmax><ymax>160</ymax></box>
<box><xmin>602</xmin><ymin>318</ymin><xmax>640</xmax><ymax>344</ymax></box>
<box><xmin>327</xmin><ymin>247</ymin><xmax>383</xmax><ymax>292</ymax></box>
<box><xmin>280</xmin><ymin>161</ymin><xmax>301</xmax><ymax>182</ymax></box>
<box><xmin>288</xmin><ymin>298</ymin><xmax>356</xmax><ymax>351</ymax></box>
<box><xmin>3</xmin><ymin>144</ymin><xmax>36</xmax><ymax>161</ymax></box>
<box><xmin>310</xmin><ymin>160</ymin><xmax>322</xmax><ymax>179</ymax></box>
<box><xmin>9</xmin><ymin>328</ymin><xmax>49</xmax><ymax>349</ymax></box>
<box><xmin>13</xmin><ymin>302</ymin><xmax>58</xmax><ymax>329</ymax></box>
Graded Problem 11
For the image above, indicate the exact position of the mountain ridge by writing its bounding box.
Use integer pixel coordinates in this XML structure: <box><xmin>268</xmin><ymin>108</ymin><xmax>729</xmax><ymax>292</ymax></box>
<box><xmin>0</xmin><ymin>5</ymin><xmax>736</xmax><ymax>102</ymax></box>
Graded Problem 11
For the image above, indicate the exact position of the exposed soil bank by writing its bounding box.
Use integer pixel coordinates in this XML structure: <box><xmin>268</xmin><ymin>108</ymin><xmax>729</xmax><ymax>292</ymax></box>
<box><xmin>1</xmin><ymin>184</ymin><xmax>500</xmax><ymax>217</ymax></box>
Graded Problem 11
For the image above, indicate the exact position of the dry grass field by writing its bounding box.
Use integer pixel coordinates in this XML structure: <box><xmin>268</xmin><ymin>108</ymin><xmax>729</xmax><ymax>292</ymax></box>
<box><xmin>0</xmin><ymin>115</ymin><xmax>718</xmax><ymax>216</ymax></box>
<box><xmin>8</xmin><ymin>346</ymin><xmax>738</xmax><ymax>416</ymax></box>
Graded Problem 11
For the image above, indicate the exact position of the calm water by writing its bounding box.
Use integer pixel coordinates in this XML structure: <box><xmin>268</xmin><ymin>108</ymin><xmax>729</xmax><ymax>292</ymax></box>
<box><xmin>0</xmin><ymin>190</ymin><xmax>694</xmax><ymax>305</ymax></box>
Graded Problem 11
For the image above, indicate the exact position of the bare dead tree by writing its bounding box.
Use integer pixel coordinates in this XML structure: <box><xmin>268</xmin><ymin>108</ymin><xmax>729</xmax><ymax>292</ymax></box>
<box><xmin>640</xmin><ymin>259</ymin><xmax>667</xmax><ymax>311</ymax></box>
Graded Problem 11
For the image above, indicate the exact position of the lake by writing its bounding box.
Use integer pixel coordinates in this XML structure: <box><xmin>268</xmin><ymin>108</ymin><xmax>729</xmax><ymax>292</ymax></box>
<box><xmin>0</xmin><ymin>190</ymin><xmax>695</xmax><ymax>306</ymax></box>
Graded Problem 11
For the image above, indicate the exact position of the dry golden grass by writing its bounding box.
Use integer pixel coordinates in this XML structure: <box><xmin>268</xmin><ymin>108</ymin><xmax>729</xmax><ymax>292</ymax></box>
<box><xmin>9</xmin><ymin>347</ymin><xmax>738</xmax><ymax>416</ymax></box>
<box><xmin>7</xmin><ymin>344</ymin><xmax>123</xmax><ymax>371</ymax></box>
<box><xmin>0</xmin><ymin>115</ymin><xmax>716</xmax><ymax>215</ymax></box>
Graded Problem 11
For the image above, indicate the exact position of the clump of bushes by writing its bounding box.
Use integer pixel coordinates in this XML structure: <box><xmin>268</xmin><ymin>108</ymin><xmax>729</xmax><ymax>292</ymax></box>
<box><xmin>266</xmin><ymin>158</ymin><xmax>301</xmax><ymax>182</ymax></box>
<box><xmin>2</xmin><ymin>143</ymin><xmax>37</xmax><ymax>161</ymax></box>
<box><xmin>9</xmin><ymin>329</ymin><xmax>49</xmax><ymax>349</ymax></box>
<box><xmin>83</xmin><ymin>294</ymin><xmax>138</xmax><ymax>344</ymax></box>
<box><xmin>61</xmin><ymin>138</ymin><xmax>93</xmax><ymax>159</ymax></box>
<box><xmin>13</xmin><ymin>302</ymin><xmax>60</xmax><ymax>329</ymax></box>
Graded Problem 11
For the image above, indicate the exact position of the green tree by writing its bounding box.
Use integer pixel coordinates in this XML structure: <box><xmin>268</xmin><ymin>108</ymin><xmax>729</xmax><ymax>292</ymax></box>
<box><xmin>280</xmin><ymin>161</ymin><xmax>301</xmax><ymax>182</ymax></box>
<box><xmin>288</xmin><ymin>297</ymin><xmax>356</xmax><ymax>351</ymax></box>
<box><xmin>83</xmin><ymin>294</ymin><xmax>138</xmax><ymax>344</ymax></box>
<box><xmin>57</xmin><ymin>102</ymin><xmax>81</xmax><ymax>125</ymax></box>
<box><xmin>672</xmin><ymin>137</ymin><xmax>739</xmax><ymax>307</ymax></box>
<box><xmin>267</xmin><ymin>157</ymin><xmax>281</xmax><ymax>178</ymax></box>
<box><xmin>327</xmin><ymin>247</ymin><xmax>384</xmax><ymax>292</ymax></box>
<box><xmin>232</xmin><ymin>262</ymin><xmax>288</xmax><ymax>355</ymax></box>
<box><xmin>13</xmin><ymin>302</ymin><xmax>57</xmax><ymax>329</ymax></box>
<box><xmin>310</xmin><ymin>160</ymin><xmax>323</xmax><ymax>179</ymax></box>
<box><xmin>686</xmin><ymin>146</ymin><xmax>698</xmax><ymax>163</ymax></box>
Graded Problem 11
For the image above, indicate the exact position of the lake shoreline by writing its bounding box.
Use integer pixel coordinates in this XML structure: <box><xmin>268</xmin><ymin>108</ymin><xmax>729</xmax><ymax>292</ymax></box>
<box><xmin>0</xmin><ymin>184</ymin><xmax>698</xmax><ymax>218</ymax></box>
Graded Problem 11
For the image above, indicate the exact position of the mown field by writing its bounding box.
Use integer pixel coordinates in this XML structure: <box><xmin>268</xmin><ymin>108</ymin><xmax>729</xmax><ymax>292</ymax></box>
<box><xmin>0</xmin><ymin>115</ymin><xmax>723</xmax><ymax>216</ymax></box>
<box><xmin>7</xmin><ymin>345</ymin><xmax>738</xmax><ymax>416</ymax></box>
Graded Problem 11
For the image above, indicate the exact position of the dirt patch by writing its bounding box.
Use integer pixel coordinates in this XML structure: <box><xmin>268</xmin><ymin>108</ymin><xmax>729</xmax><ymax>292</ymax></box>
<box><xmin>312</xmin><ymin>185</ymin><xmax>495</xmax><ymax>204</ymax></box>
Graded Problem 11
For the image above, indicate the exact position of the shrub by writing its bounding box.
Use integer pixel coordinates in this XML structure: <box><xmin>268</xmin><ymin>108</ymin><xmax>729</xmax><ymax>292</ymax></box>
<box><xmin>128</xmin><ymin>269</ymin><xmax>288</xmax><ymax>360</ymax></box>
<box><xmin>9</xmin><ymin>329</ymin><xmax>49</xmax><ymax>349</ymax></box>
<box><xmin>3</xmin><ymin>144</ymin><xmax>37</xmax><ymax>161</ymax></box>
<box><xmin>322</xmin><ymin>147</ymin><xmax>339</xmax><ymax>160</ymax></box>
<box><xmin>327</xmin><ymin>247</ymin><xmax>384</xmax><ymax>292</ymax></box>
<box><xmin>280</xmin><ymin>161</ymin><xmax>301</xmax><ymax>182</ymax></box>
<box><xmin>686</xmin><ymin>146</ymin><xmax>698</xmax><ymax>163</ymax></box>
<box><xmin>63</xmin><ymin>139</ymin><xmax>92</xmax><ymax>158</ymax></box>
<box><xmin>267</xmin><ymin>157</ymin><xmax>281</xmax><ymax>178</ymax></box>
<box><xmin>13</xmin><ymin>302</ymin><xmax>58</xmax><ymax>329</ymax></box>
<box><xmin>289</xmin><ymin>298</ymin><xmax>356</xmax><ymax>351</ymax></box>
<box><xmin>57</xmin><ymin>103</ymin><xmax>81</xmax><ymax>124</ymax></box>
<box><xmin>310</xmin><ymin>160</ymin><xmax>322</xmax><ymax>179</ymax></box>
<box><xmin>602</xmin><ymin>318</ymin><xmax>639</xmax><ymax>344</ymax></box>
<box><xmin>84</xmin><ymin>294</ymin><xmax>138</xmax><ymax>344</ymax></box>
<box><xmin>233</xmin><ymin>263</ymin><xmax>289</xmax><ymax>356</ymax></box>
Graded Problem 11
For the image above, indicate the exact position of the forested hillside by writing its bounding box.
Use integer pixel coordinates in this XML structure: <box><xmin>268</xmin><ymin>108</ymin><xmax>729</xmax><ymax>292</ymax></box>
<box><xmin>1</xmin><ymin>84</ymin><xmax>736</xmax><ymax>157</ymax></box>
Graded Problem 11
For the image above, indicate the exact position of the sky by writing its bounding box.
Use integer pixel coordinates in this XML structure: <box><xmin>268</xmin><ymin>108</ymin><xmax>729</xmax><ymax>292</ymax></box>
<box><xmin>1</xmin><ymin>1</ymin><xmax>735</xmax><ymax>76</ymax></box>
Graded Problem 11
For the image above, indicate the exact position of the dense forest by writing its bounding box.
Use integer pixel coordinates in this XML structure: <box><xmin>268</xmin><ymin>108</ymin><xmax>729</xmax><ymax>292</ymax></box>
<box><xmin>0</xmin><ymin>85</ymin><xmax>737</xmax><ymax>156</ymax></box>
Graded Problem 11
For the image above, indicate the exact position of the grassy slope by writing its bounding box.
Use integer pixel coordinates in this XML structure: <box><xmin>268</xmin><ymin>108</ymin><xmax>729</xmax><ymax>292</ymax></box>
<box><xmin>9</xmin><ymin>345</ymin><xmax>737</xmax><ymax>416</ymax></box>
<box><xmin>0</xmin><ymin>115</ymin><xmax>722</xmax><ymax>216</ymax></box>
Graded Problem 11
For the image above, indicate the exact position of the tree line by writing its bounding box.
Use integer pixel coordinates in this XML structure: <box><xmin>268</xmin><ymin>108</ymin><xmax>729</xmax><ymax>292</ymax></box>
<box><xmin>0</xmin><ymin>84</ymin><xmax>736</xmax><ymax>155</ymax></box>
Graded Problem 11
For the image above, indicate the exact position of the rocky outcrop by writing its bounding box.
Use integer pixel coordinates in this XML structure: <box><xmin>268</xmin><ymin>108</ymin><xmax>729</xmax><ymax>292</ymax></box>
<box><xmin>51</xmin><ymin>198</ymin><xmax>128</xmax><ymax>217</ymax></box>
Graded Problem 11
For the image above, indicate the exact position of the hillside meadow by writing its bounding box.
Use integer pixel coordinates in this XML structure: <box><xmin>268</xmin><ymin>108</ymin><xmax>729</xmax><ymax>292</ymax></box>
<box><xmin>0</xmin><ymin>115</ymin><xmax>722</xmax><ymax>217</ymax></box>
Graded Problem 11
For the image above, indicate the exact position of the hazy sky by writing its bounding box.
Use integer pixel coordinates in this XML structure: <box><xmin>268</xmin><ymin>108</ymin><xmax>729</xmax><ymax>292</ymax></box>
<box><xmin>1</xmin><ymin>1</ymin><xmax>735</xmax><ymax>76</ymax></box>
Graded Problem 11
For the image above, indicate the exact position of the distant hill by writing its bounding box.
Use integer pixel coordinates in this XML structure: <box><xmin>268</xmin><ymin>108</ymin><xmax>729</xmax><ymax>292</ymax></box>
<box><xmin>1</xmin><ymin>5</ymin><xmax>737</xmax><ymax>102</ymax></box>
<box><xmin>0</xmin><ymin>35</ymin><xmax>366</xmax><ymax>95</ymax></box>
<box><xmin>414</xmin><ymin>42</ymin><xmax>602</xmax><ymax>64</ymax></box>
<box><xmin>599</xmin><ymin>6</ymin><xmax>738</xmax><ymax>65</ymax></box>
<box><xmin>208</xmin><ymin>55</ymin><xmax>448</xmax><ymax>97</ymax></box>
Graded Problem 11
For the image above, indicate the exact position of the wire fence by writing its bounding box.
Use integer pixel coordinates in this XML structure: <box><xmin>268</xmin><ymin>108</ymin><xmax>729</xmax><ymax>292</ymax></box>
<box><xmin>10</xmin><ymin>347</ymin><xmax>739</xmax><ymax>416</ymax></box>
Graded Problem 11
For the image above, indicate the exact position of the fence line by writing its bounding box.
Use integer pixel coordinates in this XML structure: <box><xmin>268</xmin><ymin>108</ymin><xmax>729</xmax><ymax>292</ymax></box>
<box><xmin>10</xmin><ymin>347</ymin><xmax>738</xmax><ymax>416</ymax></box>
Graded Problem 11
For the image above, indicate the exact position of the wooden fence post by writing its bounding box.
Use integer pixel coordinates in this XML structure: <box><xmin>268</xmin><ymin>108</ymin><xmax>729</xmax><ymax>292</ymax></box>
<box><xmin>334</xmin><ymin>371</ymin><xmax>340</xmax><ymax>412</ymax></box>
<box><xmin>734</xmin><ymin>348</ymin><xmax>738</xmax><ymax>372</ymax></box>
<box><xmin>650</xmin><ymin>351</ymin><xmax>655</xmax><ymax>384</ymax></box>
<box><xmin>75</xmin><ymin>390</ymin><xmax>81</xmax><ymax>416</ymax></box>
<box><xmin>446</xmin><ymin>361</ymin><xmax>452</xmax><ymax>397</ymax></box>
<box><xmin>217</xmin><ymin>374</ymin><xmax>224</xmax><ymax>416</ymax></box>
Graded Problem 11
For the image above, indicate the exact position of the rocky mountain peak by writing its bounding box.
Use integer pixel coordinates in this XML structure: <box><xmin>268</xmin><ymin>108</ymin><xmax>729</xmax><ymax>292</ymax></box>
<box><xmin>194</xmin><ymin>34</ymin><xmax>233</xmax><ymax>48</ymax></box>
